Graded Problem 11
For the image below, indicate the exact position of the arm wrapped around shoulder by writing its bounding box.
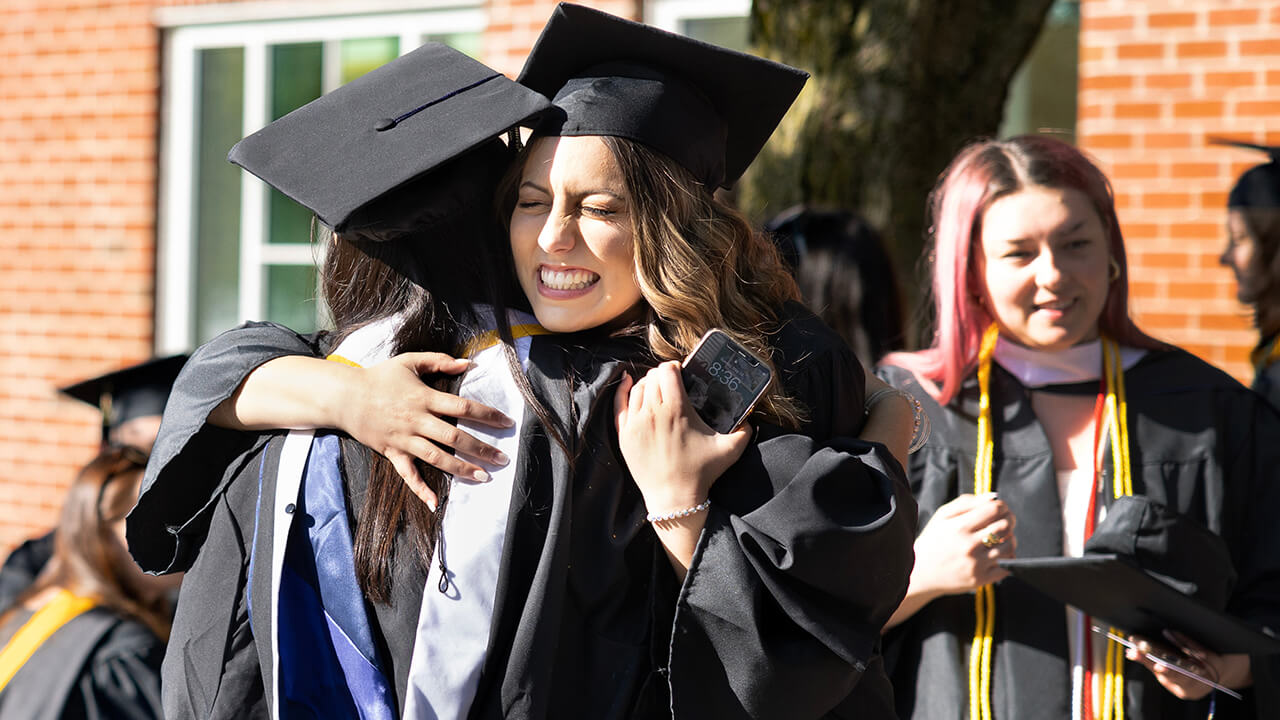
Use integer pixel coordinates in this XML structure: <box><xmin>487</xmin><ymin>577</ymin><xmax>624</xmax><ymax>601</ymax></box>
<box><xmin>127</xmin><ymin>321</ymin><xmax>324</xmax><ymax>574</ymax></box>
<box><xmin>668</xmin><ymin>433</ymin><xmax>916</xmax><ymax>719</ymax></box>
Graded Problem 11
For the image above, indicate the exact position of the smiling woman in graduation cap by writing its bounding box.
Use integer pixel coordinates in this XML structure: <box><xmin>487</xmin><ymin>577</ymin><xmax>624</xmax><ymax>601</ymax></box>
<box><xmin>1216</xmin><ymin>139</ymin><xmax>1280</xmax><ymax>409</ymax></box>
<box><xmin>127</xmin><ymin>5</ymin><xmax>917</xmax><ymax>720</ymax></box>
<box><xmin>878</xmin><ymin>135</ymin><xmax>1280</xmax><ymax>720</ymax></box>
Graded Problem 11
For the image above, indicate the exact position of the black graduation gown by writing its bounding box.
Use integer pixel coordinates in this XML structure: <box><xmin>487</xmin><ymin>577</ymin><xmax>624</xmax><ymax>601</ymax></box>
<box><xmin>0</xmin><ymin>607</ymin><xmax>165</xmax><ymax>720</ymax></box>
<box><xmin>129</xmin><ymin>302</ymin><xmax>915</xmax><ymax>719</ymax></box>
<box><xmin>880</xmin><ymin>349</ymin><xmax>1280</xmax><ymax>720</ymax></box>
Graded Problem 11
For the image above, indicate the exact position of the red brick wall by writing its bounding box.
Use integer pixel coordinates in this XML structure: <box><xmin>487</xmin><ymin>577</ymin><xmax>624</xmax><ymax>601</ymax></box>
<box><xmin>1078</xmin><ymin>0</ymin><xmax>1277</xmax><ymax>378</ymax></box>
<box><xmin>2</xmin><ymin>0</ymin><xmax>159</xmax><ymax>552</ymax></box>
<box><xmin>0</xmin><ymin>0</ymin><xmax>249</xmax><ymax>554</ymax></box>
<box><xmin>483</xmin><ymin>0</ymin><xmax>639</xmax><ymax>76</ymax></box>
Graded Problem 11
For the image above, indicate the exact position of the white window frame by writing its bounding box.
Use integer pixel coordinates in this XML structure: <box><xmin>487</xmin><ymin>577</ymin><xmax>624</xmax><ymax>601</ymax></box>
<box><xmin>644</xmin><ymin>0</ymin><xmax>750</xmax><ymax>34</ymax></box>
<box><xmin>155</xmin><ymin>4</ymin><xmax>483</xmax><ymax>353</ymax></box>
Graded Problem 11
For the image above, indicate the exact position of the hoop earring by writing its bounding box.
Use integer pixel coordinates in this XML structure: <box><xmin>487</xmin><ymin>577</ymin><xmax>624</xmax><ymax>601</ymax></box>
<box><xmin>1109</xmin><ymin>257</ymin><xmax>1121</xmax><ymax>283</ymax></box>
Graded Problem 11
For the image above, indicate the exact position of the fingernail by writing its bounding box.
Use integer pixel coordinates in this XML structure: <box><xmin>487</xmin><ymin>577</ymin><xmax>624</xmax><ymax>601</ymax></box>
<box><xmin>493</xmin><ymin>450</ymin><xmax>510</xmax><ymax>466</ymax></box>
<box><xmin>501</xmin><ymin>415</ymin><xmax>515</xmax><ymax>428</ymax></box>
<box><xmin>473</xmin><ymin>469</ymin><xmax>491</xmax><ymax>483</ymax></box>
<box><xmin>426</xmin><ymin>496</ymin><xmax>438</xmax><ymax>513</ymax></box>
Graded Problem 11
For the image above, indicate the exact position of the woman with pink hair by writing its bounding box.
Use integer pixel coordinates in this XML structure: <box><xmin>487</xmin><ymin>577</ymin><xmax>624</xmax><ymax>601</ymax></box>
<box><xmin>879</xmin><ymin>135</ymin><xmax>1280</xmax><ymax>720</ymax></box>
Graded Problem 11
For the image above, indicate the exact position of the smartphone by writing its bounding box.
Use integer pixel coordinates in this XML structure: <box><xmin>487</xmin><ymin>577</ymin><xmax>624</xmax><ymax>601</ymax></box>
<box><xmin>680</xmin><ymin>329</ymin><xmax>774</xmax><ymax>433</ymax></box>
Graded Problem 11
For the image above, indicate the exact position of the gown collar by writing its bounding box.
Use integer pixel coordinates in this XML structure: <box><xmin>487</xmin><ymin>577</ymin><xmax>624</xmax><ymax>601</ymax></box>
<box><xmin>992</xmin><ymin>336</ymin><xmax>1146</xmax><ymax>389</ymax></box>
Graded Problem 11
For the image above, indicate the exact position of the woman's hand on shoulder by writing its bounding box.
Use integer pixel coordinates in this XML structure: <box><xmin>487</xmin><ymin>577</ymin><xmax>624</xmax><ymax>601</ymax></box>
<box><xmin>613</xmin><ymin>361</ymin><xmax>751</xmax><ymax>513</ymax></box>
<box><xmin>912</xmin><ymin>493</ymin><xmax>1017</xmax><ymax>597</ymax></box>
<box><xmin>339</xmin><ymin>352</ymin><xmax>514</xmax><ymax>508</ymax></box>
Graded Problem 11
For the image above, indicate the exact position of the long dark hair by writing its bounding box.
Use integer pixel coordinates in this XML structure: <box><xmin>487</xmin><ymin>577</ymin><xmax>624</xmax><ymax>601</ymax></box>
<box><xmin>1</xmin><ymin>448</ymin><xmax>172</xmax><ymax>641</ymax></box>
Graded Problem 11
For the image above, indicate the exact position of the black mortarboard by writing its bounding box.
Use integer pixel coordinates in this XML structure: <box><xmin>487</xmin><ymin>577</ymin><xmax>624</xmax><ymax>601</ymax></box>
<box><xmin>1001</xmin><ymin>497</ymin><xmax>1280</xmax><ymax>655</ymax></box>
<box><xmin>517</xmin><ymin>3</ymin><xmax>808</xmax><ymax>189</ymax></box>
<box><xmin>1210</xmin><ymin>137</ymin><xmax>1280</xmax><ymax>210</ymax></box>
<box><xmin>228</xmin><ymin>42</ymin><xmax>552</xmax><ymax>233</ymax></box>
<box><xmin>59</xmin><ymin>354</ymin><xmax>188</xmax><ymax>445</ymax></box>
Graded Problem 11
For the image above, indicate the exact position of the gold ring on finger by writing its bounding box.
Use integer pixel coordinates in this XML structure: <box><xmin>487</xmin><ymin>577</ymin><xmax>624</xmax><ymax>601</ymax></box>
<box><xmin>981</xmin><ymin>532</ymin><xmax>1004</xmax><ymax>548</ymax></box>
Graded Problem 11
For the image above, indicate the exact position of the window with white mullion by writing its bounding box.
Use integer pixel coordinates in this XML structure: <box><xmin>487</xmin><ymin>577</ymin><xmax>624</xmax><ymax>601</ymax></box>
<box><xmin>239</xmin><ymin>42</ymin><xmax>269</xmax><ymax>325</ymax></box>
<box><xmin>645</xmin><ymin>0</ymin><xmax>750</xmax><ymax>51</ymax></box>
<box><xmin>323</xmin><ymin>38</ymin><xmax>344</xmax><ymax>94</ymax></box>
<box><xmin>260</xmin><ymin>243</ymin><xmax>321</xmax><ymax>266</ymax></box>
<box><xmin>155</xmin><ymin>33</ymin><xmax>198</xmax><ymax>355</ymax></box>
<box><xmin>156</xmin><ymin>7</ymin><xmax>483</xmax><ymax>353</ymax></box>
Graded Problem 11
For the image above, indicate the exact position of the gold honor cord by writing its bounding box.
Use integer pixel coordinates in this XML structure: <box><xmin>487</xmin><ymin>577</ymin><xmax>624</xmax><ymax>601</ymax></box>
<box><xmin>969</xmin><ymin>324</ymin><xmax>1000</xmax><ymax>720</ymax></box>
<box><xmin>1100</xmin><ymin>339</ymin><xmax>1133</xmax><ymax>720</ymax></box>
<box><xmin>463</xmin><ymin>324</ymin><xmax>552</xmax><ymax>356</ymax></box>
<box><xmin>0</xmin><ymin>590</ymin><xmax>97</xmax><ymax>692</ymax></box>
<box><xmin>969</xmin><ymin>327</ymin><xmax>1134</xmax><ymax>720</ymax></box>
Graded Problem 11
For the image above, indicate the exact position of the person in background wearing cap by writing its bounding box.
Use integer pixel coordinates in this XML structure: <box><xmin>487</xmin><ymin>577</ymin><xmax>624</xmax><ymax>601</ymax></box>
<box><xmin>127</xmin><ymin>5</ymin><xmax>917</xmax><ymax>719</ymax></box>
<box><xmin>878</xmin><ymin>135</ymin><xmax>1280</xmax><ymax>719</ymax></box>
<box><xmin>0</xmin><ymin>355</ymin><xmax>186</xmax><ymax>611</ymax></box>
<box><xmin>0</xmin><ymin>447</ymin><xmax>181</xmax><ymax>719</ymax></box>
<box><xmin>1216</xmin><ymin>140</ymin><xmax>1280</xmax><ymax>409</ymax></box>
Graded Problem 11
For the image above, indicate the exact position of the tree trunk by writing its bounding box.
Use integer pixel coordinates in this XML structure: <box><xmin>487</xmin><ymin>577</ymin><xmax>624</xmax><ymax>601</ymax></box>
<box><xmin>741</xmin><ymin>0</ymin><xmax>1056</xmax><ymax>342</ymax></box>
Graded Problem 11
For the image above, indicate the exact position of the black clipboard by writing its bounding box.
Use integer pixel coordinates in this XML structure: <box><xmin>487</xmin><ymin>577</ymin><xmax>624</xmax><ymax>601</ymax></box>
<box><xmin>999</xmin><ymin>554</ymin><xmax>1280</xmax><ymax>656</ymax></box>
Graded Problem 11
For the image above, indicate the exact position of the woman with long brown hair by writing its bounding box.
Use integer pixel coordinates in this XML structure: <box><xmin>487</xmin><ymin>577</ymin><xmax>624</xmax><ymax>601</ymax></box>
<box><xmin>0</xmin><ymin>447</ymin><xmax>178</xmax><ymax>719</ymax></box>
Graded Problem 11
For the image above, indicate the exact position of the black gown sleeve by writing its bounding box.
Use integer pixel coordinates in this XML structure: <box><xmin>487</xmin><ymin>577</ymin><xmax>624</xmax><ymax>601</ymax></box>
<box><xmin>667</xmin><ymin>434</ymin><xmax>916</xmax><ymax>719</ymax></box>
<box><xmin>160</xmin><ymin>441</ymin><xmax>271</xmax><ymax>720</ymax></box>
<box><xmin>127</xmin><ymin>322</ymin><xmax>324</xmax><ymax>574</ymax></box>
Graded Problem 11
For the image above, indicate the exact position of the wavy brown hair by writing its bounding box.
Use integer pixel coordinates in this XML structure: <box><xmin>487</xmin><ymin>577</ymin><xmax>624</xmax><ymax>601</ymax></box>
<box><xmin>500</xmin><ymin>136</ymin><xmax>805</xmax><ymax>428</ymax></box>
<box><xmin>1</xmin><ymin>448</ymin><xmax>172</xmax><ymax>641</ymax></box>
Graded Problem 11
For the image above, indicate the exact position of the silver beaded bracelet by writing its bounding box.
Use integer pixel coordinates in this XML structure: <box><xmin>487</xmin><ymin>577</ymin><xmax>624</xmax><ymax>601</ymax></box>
<box><xmin>646</xmin><ymin>498</ymin><xmax>711</xmax><ymax>524</ymax></box>
<box><xmin>864</xmin><ymin>386</ymin><xmax>931</xmax><ymax>454</ymax></box>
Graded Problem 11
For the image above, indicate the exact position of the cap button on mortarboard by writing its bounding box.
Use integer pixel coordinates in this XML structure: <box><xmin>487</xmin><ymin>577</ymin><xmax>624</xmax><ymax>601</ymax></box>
<box><xmin>374</xmin><ymin>118</ymin><xmax>397</xmax><ymax>132</ymax></box>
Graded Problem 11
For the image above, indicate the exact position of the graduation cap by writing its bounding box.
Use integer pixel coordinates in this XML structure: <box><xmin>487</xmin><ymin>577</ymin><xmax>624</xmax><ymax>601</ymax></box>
<box><xmin>1000</xmin><ymin>496</ymin><xmax>1280</xmax><ymax>655</ymax></box>
<box><xmin>1209</xmin><ymin>137</ymin><xmax>1280</xmax><ymax>210</ymax></box>
<box><xmin>517</xmin><ymin>2</ymin><xmax>809</xmax><ymax>189</ymax></box>
<box><xmin>228</xmin><ymin>42</ymin><xmax>553</xmax><ymax>234</ymax></box>
<box><xmin>59</xmin><ymin>354</ymin><xmax>188</xmax><ymax>446</ymax></box>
